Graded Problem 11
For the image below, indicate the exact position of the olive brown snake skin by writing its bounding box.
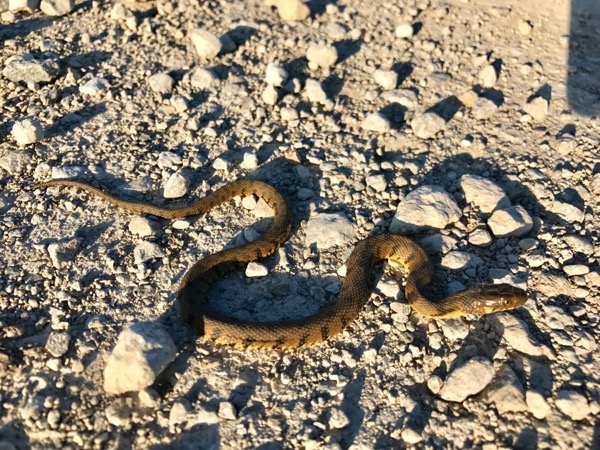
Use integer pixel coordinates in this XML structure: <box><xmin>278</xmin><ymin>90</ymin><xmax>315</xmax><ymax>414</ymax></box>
<box><xmin>36</xmin><ymin>179</ymin><xmax>527</xmax><ymax>349</ymax></box>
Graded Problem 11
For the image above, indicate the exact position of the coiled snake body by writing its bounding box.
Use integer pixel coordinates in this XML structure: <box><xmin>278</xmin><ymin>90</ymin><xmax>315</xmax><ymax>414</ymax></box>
<box><xmin>37</xmin><ymin>179</ymin><xmax>527</xmax><ymax>349</ymax></box>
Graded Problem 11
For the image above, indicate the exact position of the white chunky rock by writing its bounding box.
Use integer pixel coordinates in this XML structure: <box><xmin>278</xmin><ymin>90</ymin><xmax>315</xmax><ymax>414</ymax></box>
<box><xmin>103</xmin><ymin>322</ymin><xmax>177</xmax><ymax>394</ymax></box>
<box><xmin>390</xmin><ymin>185</ymin><xmax>462</xmax><ymax>234</ymax></box>
<box><xmin>128</xmin><ymin>216</ymin><xmax>159</xmax><ymax>237</ymax></box>
<box><xmin>163</xmin><ymin>172</ymin><xmax>190</xmax><ymax>198</ymax></box>
<box><xmin>12</xmin><ymin>118</ymin><xmax>44</xmax><ymax>145</ymax></box>
<box><xmin>79</xmin><ymin>77</ymin><xmax>109</xmax><ymax>97</ymax></box>
<box><xmin>304</xmin><ymin>78</ymin><xmax>328</xmax><ymax>104</ymax></box>
<box><xmin>523</xmin><ymin>96</ymin><xmax>549</xmax><ymax>121</ymax></box>
<box><xmin>265</xmin><ymin>62</ymin><xmax>288</xmax><ymax>87</ymax></box>
<box><xmin>148</xmin><ymin>73</ymin><xmax>174</xmax><ymax>94</ymax></box>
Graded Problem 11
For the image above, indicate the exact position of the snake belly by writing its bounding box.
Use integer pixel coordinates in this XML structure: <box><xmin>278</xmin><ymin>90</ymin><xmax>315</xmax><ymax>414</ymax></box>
<box><xmin>37</xmin><ymin>179</ymin><xmax>528</xmax><ymax>349</ymax></box>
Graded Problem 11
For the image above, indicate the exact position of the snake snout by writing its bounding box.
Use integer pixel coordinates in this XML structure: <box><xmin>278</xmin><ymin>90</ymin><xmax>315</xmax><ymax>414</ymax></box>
<box><xmin>481</xmin><ymin>283</ymin><xmax>528</xmax><ymax>312</ymax></box>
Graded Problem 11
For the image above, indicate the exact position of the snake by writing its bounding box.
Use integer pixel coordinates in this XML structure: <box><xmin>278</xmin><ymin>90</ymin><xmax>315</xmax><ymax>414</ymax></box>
<box><xmin>36</xmin><ymin>178</ymin><xmax>527</xmax><ymax>349</ymax></box>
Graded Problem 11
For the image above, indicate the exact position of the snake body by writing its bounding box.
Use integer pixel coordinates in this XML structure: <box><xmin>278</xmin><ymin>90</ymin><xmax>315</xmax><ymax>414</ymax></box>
<box><xmin>37</xmin><ymin>179</ymin><xmax>527</xmax><ymax>349</ymax></box>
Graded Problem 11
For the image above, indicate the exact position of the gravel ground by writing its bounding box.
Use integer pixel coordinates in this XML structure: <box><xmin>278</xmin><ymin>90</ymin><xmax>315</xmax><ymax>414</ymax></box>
<box><xmin>1</xmin><ymin>0</ymin><xmax>599</xmax><ymax>448</ymax></box>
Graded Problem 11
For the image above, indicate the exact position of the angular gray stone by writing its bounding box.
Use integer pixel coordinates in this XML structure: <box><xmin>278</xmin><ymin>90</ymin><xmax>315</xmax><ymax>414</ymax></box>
<box><xmin>45</xmin><ymin>331</ymin><xmax>70</xmax><ymax>357</ymax></box>
<box><xmin>460</xmin><ymin>174</ymin><xmax>510</xmax><ymax>213</ymax></box>
<box><xmin>494</xmin><ymin>313</ymin><xmax>555</xmax><ymax>359</ymax></box>
<box><xmin>390</xmin><ymin>185</ymin><xmax>462</xmax><ymax>234</ymax></box>
<box><xmin>133</xmin><ymin>241</ymin><xmax>163</xmax><ymax>265</ymax></box>
<box><xmin>487</xmin><ymin>205</ymin><xmax>533</xmax><ymax>237</ymax></box>
<box><xmin>3</xmin><ymin>53</ymin><xmax>59</xmax><ymax>85</ymax></box>
<box><xmin>439</xmin><ymin>357</ymin><xmax>495</xmax><ymax>402</ymax></box>
<box><xmin>48</xmin><ymin>238</ymin><xmax>81</xmax><ymax>268</ymax></box>
<box><xmin>411</xmin><ymin>112</ymin><xmax>446</xmax><ymax>139</ymax></box>
<box><xmin>550</xmin><ymin>201</ymin><xmax>584</xmax><ymax>223</ymax></box>
<box><xmin>555</xmin><ymin>390</ymin><xmax>590</xmax><ymax>421</ymax></box>
<box><xmin>40</xmin><ymin>0</ymin><xmax>73</xmax><ymax>16</ymax></box>
<box><xmin>304</xmin><ymin>212</ymin><xmax>355</xmax><ymax>250</ymax></box>
<box><xmin>103</xmin><ymin>322</ymin><xmax>176</xmax><ymax>394</ymax></box>
<box><xmin>361</xmin><ymin>112</ymin><xmax>391</xmax><ymax>133</ymax></box>
<box><xmin>484</xmin><ymin>364</ymin><xmax>527</xmax><ymax>413</ymax></box>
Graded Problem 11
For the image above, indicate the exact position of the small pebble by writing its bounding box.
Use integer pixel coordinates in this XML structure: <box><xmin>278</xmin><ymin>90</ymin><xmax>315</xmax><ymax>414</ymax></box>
<box><xmin>361</xmin><ymin>112</ymin><xmax>391</xmax><ymax>133</ymax></box>
<box><xmin>306</xmin><ymin>43</ymin><xmax>338</xmax><ymax>70</ymax></box>
<box><xmin>523</xmin><ymin>96</ymin><xmax>548</xmax><ymax>121</ymax></box>
<box><xmin>276</xmin><ymin>0</ymin><xmax>310</xmax><ymax>21</ymax></box>
<box><xmin>478</xmin><ymin>64</ymin><xmax>498</xmax><ymax>88</ymax></box>
<box><xmin>265</xmin><ymin>62</ymin><xmax>288</xmax><ymax>87</ymax></box>
<box><xmin>246</xmin><ymin>262</ymin><xmax>268</xmax><ymax>277</ymax></box>
<box><xmin>374</xmin><ymin>69</ymin><xmax>398</xmax><ymax>90</ymax></box>
<box><xmin>395</xmin><ymin>23</ymin><xmax>414</xmax><ymax>38</ymax></box>
<box><xmin>148</xmin><ymin>73</ymin><xmax>174</xmax><ymax>94</ymax></box>
<box><xmin>190</xmin><ymin>28</ymin><xmax>222</xmax><ymax>60</ymax></box>
<box><xmin>218</xmin><ymin>401</ymin><xmax>237</xmax><ymax>420</ymax></box>
<box><xmin>304</xmin><ymin>78</ymin><xmax>328</xmax><ymax>104</ymax></box>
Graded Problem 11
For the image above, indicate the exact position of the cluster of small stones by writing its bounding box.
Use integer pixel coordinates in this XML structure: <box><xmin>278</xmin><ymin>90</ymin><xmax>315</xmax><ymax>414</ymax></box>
<box><xmin>0</xmin><ymin>0</ymin><xmax>599</xmax><ymax>449</ymax></box>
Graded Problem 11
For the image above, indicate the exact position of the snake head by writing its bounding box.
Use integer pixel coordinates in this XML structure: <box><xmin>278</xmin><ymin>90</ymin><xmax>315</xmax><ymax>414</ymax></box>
<box><xmin>472</xmin><ymin>283</ymin><xmax>528</xmax><ymax>314</ymax></box>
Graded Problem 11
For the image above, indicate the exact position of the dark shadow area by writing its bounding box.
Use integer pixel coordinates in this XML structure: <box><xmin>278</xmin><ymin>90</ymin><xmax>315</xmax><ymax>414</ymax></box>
<box><xmin>528</xmin><ymin>83</ymin><xmax>552</xmax><ymax>103</ymax></box>
<box><xmin>224</xmin><ymin>25</ymin><xmax>258</xmax><ymax>47</ymax></box>
<box><xmin>390</xmin><ymin>62</ymin><xmax>414</xmax><ymax>85</ymax></box>
<box><xmin>307</xmin><ymin>0</ymin><xmax>338</xmax><ymax>16</ymax></box>
<box><xmin>568</xmin><ymin>0</ymin><xmax>600</xmax><ymax>116</ymax></box>
<box><xmin>45</xmin><ymin>102</ymin><xmax>108</xmax><ymax>138</ymax></box>
<box><xmin>322</xmin><ymin>74</ymin><xmax>345</xmax><ymax>99</ymax></box>
<box><xmin>338</xmin><ymin>369</ymin><xmax>366</xmax><ymax>449</ymax></box>
<box><xmin>0</xmin><ymin>16</ymin><xmax>53</xmax><ymax>41</ymax></box>
<box><xmin>592</xmin><ymin>419</ymin><xmax>600</xmax><ymax>450</ymax></box>
<box><xmin>379</xmin><ymin>103</ymin><xmax>407</xmax><ymax>130</ymax></box>
<box><xmin>473</xmin><ymin>87</ymin><xmax>505</xmax><ymax>107</ymax></box>
<box><xmin>0</xmin><ymin>421</ymin><xmax>31</xmax><ymax>450</ymax></box>
<box><xmin>333</xmin><ymin>39</ymin><xmax>363</xmax><ymax>64</ymax></box>
<box><xmin>149</xmin><ymin>423</ymin><xmax>220</xmax><ymax>450</ymax></box>
<box><xmin>426</xmin><ymin>95</ymin><xmax>462</xmax><ymax>122</ymax></box>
